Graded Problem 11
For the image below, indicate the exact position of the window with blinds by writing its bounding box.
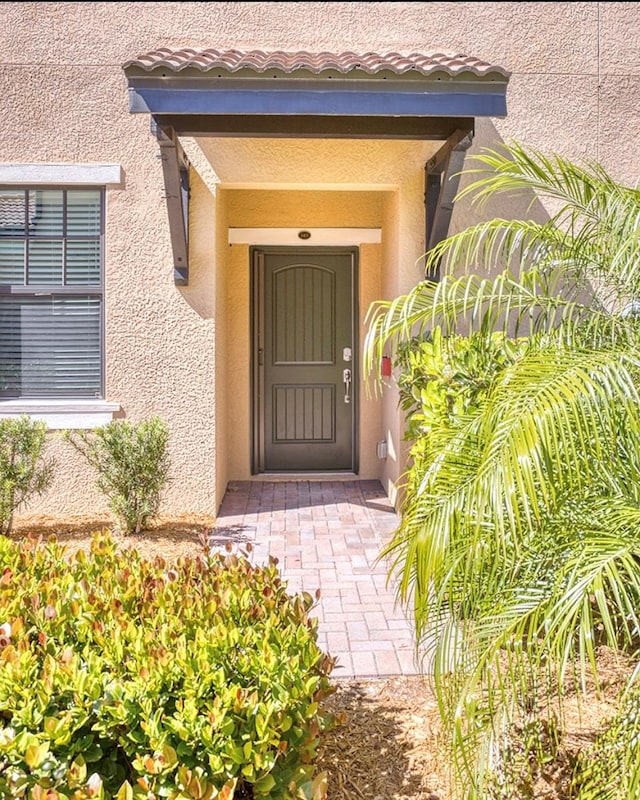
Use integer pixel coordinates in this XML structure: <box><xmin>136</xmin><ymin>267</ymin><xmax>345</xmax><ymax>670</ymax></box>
<box><xmin>0</xmin><ymin>188</ymin><xmax>103</xmax><ymax>398</ymax></box>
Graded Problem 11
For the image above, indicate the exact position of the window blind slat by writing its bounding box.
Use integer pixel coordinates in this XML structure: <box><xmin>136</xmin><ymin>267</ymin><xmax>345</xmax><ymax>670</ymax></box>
<box><xmin>29</xmin><ymin>190</ymin><xmax>64</xmax><ymax>237</ymax></box>
<box><xmin>66</xmin><ymin>240</ymin><xmax>100</xmax><ymax>284</ymax></box>
<box><xmin>67</xmin><ymin>190</ymin><xmax>101</xmax><ymax>237</ymax></box>
<box><xmin>0</xmin><ymin>295</ymin><xmax>101</xmax><ymax>398</ymax></box>
<box><xmin>0</xmin><ymin>239</ymin><xmax>25</xmax><ymax>283</ymax></box>
<box><xmin>27</xmin><ymin>240</ymin><xmax>63</xmax><ymax>284</ymax></box>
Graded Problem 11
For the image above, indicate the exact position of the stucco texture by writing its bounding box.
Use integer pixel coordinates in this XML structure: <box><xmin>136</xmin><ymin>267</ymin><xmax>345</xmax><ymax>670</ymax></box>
<box><xmin>0</xmin><ymin>2</ymin><xmax>638</xmax><ymax>516</ymax></box>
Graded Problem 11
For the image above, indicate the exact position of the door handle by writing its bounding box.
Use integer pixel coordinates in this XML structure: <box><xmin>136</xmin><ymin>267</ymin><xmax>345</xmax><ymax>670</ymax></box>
<box><xmin>343</xmin><ymin>368</ymin><xmax>352</xmax><ymax>404</ymax></box>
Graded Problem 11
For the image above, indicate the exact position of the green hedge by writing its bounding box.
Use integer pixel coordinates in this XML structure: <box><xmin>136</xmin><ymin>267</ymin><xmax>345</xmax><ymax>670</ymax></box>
<box><xmin>0</xmin><ymin>533</ymin><xmax>335</xmax><ymax>799</ymax></box>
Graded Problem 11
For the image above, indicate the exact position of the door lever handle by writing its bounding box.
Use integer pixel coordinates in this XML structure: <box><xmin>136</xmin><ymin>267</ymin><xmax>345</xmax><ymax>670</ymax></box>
<box><xmin>343</xmin><ymin>368</ymin><xmax>352</xmax><ymax>404</ymax></box>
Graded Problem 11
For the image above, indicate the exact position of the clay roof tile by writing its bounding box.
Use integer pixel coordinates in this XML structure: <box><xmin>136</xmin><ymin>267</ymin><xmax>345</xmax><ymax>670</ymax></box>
<box><xmin>123</xmin><ymin>47</ymin><xmax>510</xmax><ymax>78</ymax></box>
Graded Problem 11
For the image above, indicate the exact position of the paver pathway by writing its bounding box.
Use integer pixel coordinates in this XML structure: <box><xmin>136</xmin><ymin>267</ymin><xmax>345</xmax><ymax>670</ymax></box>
<box><xmin>214</xmin><ymin>480</ymin><xmax>421</xmax><ymax>678</ymax></box>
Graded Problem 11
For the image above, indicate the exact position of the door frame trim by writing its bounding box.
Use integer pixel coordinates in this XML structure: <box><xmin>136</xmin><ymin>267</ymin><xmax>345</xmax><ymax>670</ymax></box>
<box><xmin>250</xmin><ymin>245</ymin><xmax>359</xmax><ymax>475</ymax></box>
<box><xmin>231</xmin><ymin>228</ymin><xmax>381</xmax><ymax>246</ymax></box>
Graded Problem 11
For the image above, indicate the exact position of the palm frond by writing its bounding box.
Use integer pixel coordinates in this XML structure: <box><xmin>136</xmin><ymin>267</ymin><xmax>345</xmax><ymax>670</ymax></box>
<box><xmin>435</xmin><ymin>512</ymin><xmax>640</xmax><ymax>800</ymax></box>
<box><xmin>436</xmin><ymin>141</ymin><xmax>640</xmax><ymax>304</ymax></box>
<box><xmin>366</xmin><ymin>140</ymin><xmax>640</xmax><ymax>797</ymax></box>
<box><xmin>364</xmin><ymin>271</ymin><xmax>640</xmax><ymax>394</ymax></box>
<box><xmin>385</xmin><ymin>344</ymin><xmax>640</xmax><ymax>639</ymax></box>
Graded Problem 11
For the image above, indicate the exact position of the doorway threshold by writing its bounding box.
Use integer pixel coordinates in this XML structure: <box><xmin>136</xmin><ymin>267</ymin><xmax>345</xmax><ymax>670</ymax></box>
<box><xmin>252</xmin><ymin>472</ymin><xmax>359</xmax><ymax>482</ymax></box>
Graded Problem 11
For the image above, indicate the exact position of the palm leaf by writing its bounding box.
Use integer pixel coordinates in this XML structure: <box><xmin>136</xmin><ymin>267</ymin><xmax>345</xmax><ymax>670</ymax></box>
<box><xmin>366</xmin><ymin>140</ymin><xmax>640</xmax><ymax>796</ymax></box>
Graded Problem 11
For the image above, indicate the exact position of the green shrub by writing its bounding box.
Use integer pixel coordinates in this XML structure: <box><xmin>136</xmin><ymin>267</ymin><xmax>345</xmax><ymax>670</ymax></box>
<box><xmin>0</xmin><ymin>532</ymin><xmax>335</xmax><ymax>799</ymax></box>
<box><xmin>66</xmin><ymin>417</ymin><xmax>171</xmax><ymax>535</ymax></box>
<box><xmin>0</xmin><ymin>415</ymin><xmax>55</xmax><ymax>536</ymax></box>
<box><xmin>394</xmin><ymin>327</ymin><xmax>527</xmax><ymax>496</ymax></box>
<box><xmin>396</xmin><ymin>326</ymin><xmax>525</xmax><ymax>440</ymax></box>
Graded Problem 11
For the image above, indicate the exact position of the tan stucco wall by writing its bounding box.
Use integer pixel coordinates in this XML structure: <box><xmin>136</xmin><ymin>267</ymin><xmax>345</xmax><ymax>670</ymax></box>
<box><xmin>3</xmin><ymin>2</ymin><xmax>637</xmax><ymax>175</ymax></box>
<box><xmin>380</xmin><ymin>191</ymin><xmax>403</xmax><ymax>503</ymax></box>
<box><xmin>0</xmin><ymin>2</ymin><xmax>638</xmax><ymax>517</ymax></box>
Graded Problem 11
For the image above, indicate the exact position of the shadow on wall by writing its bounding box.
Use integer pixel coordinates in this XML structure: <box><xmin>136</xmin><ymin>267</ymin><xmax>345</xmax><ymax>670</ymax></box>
<box><xmin>448</xmin><ymin>118</ymin><xmax>550</xmax><ymax>274</ymax></box>
<box><xmin>177</xmin><ymin>168</ymin><xmax>217</xmax><ymax>320</ymax></box>
<box><xmin>442</xmin><ymin>118</ymin><xmax>596</xmax><ymax>332</ymax></box>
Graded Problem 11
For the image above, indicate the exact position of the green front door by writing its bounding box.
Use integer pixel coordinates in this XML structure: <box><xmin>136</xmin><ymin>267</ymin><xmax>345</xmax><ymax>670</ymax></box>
<box><xmin>252</xmin><ymin>247</ymin><xmax>357</xmax><ymax>472</ymax></box>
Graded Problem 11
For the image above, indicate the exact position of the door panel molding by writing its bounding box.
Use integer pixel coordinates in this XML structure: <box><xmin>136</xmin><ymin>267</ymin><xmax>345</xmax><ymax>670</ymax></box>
<box><xmin>272</xmin><ymin>384</ymin><xmax>336</xmax><ymax>443</ymax></box>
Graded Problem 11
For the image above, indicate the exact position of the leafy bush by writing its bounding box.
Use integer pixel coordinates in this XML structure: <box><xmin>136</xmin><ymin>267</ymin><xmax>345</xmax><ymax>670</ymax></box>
<box><xmin>0</xmin><ymin>415</ymin><xmax>55</xmax><ymax>536</ymax></box>
<box><xmin>396</xmin><ymin>326</ymin><xmax>526</xmax><ymax>436</ymax></box>
<box><xmin>66</xmin><ymin>417</ymin><xmax>170</xmax><ymax>534</ymax></box>
<box><xmin>394</xmin><ymin>326</ymin><xmax>526</xmax><ymax>496</ymax></box>
<box><xmin>0</xmin><ymin>532</ymin><xmax>335</xmax><ymax>799</ymax></box>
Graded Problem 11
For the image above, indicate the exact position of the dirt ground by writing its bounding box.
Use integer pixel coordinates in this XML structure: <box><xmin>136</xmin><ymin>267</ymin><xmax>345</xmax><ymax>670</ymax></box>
<box><xmin>8</xmin><ymin>513</ymin><xmax>635</xmax><ymax>800</ymax></box>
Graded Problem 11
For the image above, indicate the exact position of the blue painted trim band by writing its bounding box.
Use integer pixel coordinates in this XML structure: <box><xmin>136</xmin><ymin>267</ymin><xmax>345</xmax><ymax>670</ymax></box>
<box><xmin>128</xmin><ymin>87</ymin><xmax>507</xmax><ymax>117</ymax></box>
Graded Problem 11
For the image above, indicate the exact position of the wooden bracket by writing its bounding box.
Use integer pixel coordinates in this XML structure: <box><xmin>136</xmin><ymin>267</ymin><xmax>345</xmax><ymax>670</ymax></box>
<box><xmin>424</xmin><ymin>125</ymin><xmax>474</xmax><ymax>281</ymax></box>
<box><xmin>152</xmin><ymin>118</ymin><xmax>190</xmax><ymax>286</ymax></box>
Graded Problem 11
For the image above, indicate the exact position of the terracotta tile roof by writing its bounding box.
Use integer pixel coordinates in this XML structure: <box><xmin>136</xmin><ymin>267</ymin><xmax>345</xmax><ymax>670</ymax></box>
<box><xmin>123</xmin><ymin>48</ymin><xmax>509</xmax><ymax>79</ymax></box>
<box><xmin>0</xmin><ymin>193</ymin><xmax>34</xmax><ymax>232</ymax></box>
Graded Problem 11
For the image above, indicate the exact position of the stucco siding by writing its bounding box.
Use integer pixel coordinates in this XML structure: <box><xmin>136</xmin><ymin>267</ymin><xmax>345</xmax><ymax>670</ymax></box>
<box><xmin>0</xmin><ymin>4</ymin><xmax>600</xmax><ymax>74</ymax></box>
<box><xmin>0</xmin><ymin>2</ymin><xmax>637</xmax><ymax>517</ymax></box>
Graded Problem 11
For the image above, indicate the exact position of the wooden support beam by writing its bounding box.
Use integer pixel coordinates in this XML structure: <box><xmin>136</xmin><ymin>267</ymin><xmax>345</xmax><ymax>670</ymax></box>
<box><xmin>152</xmin><ymin>113</ymin><xmax>475</xmax><ymax>141</ymax></box>
<box><xmin>424</xmin><ymin>126</ymin><xmax>474</xmax><ymax>281</ymax></box>
<box><xmin>152</xmin><ymin>119</ymin><xmax>190</xmax><ymax>286</ymax></box>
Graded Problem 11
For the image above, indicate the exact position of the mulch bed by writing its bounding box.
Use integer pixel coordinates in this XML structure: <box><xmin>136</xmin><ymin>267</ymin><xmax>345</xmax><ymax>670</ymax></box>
<box><xmin>9</xmin><ymin>512</ymin><xmax>215</xmax><ymax>561</ymax></box>
<box><xmin>317</xmin><ymin>676</ymin><xmax>449</xmax><ymax>800</ymax></box>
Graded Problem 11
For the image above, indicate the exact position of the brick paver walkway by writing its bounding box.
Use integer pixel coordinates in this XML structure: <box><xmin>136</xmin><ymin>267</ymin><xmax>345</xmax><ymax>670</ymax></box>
<box><xmin>214</xmin><ymin>480</ymin><xmax>420</xmax><ymax>678</ymax></box>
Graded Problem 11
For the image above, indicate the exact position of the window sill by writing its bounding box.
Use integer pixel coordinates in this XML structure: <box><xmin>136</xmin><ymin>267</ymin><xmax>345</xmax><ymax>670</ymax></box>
<box><xmin>0</xmin><ymin>400</ymin><xmax>121</xmax><ymax>430</ymax></box>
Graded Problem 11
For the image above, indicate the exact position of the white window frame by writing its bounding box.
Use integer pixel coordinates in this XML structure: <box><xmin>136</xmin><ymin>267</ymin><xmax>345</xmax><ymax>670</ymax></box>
<box><xmin>0</xmin><ymin>164</ymin><xmax>122</xmax><ymax>428</ymax></box>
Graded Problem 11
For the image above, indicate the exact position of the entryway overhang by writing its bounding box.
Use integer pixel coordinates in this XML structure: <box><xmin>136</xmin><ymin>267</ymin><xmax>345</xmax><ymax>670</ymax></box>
<box><xmin>123</xmin><ymin>48</ymin><xmax>510</xmax><ymax>284</ymax></box>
